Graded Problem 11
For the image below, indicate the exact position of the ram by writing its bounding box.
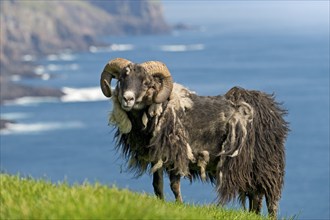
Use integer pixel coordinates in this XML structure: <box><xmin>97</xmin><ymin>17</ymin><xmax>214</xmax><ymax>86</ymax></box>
<box><xmin>100</xmin><ymin>58</ymin><xmax>289</xmax><ymax>218</ymax></box>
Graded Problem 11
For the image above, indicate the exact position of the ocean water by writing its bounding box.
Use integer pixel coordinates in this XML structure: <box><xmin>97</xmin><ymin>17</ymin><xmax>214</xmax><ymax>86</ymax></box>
<box><xmin>1</xmin><ymin>2</ymin><xmax>329</xmax><ymax>219</ymax></box>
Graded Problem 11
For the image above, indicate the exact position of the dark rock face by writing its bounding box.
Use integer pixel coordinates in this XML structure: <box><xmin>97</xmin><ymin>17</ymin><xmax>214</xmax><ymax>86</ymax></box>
<box><xmin>0</xmin><ymin>0</ymin><xmax>170</xmax><ymax>103</ymax></box>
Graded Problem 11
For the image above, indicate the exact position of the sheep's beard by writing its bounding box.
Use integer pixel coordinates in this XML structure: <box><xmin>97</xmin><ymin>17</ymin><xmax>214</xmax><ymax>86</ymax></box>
<box><xmin>120</xmin><ymin>101</ymin><xmax>146</xmax><ymax>112</ymax></box>
<box><xmin>121</xmin><ymin>105</ymin><xmax>133</xmax><ymax>112</ymax></box>
<box><xmin>109</xmin><ymin>97</ymin><xmax>132</xmax><ymax>134</ymax></box>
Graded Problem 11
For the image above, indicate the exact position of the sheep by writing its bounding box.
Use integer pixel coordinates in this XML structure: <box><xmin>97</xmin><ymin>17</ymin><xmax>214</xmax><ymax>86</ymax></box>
<box><xmin>100</xmin><ymin>58</ymin><xmax>289</xmax><ymax>218</ymax></box>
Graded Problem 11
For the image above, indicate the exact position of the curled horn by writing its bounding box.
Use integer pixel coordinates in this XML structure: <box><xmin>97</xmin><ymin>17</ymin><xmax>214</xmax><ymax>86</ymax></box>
<box><xmin>140</xmin><ymin>61</ymin><xmax>173</xmax><ymax>103</ymax></box>
<box><xmin>100</xmin><ymin>58</ymin><xmax>131</xmax><ymax>97</ymax></box>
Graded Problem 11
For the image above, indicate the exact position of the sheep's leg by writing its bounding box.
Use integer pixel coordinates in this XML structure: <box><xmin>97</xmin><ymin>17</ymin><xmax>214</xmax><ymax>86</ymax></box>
<box><xmin>238</xmin><ymin>191</ymin><xmax>248</xmax><ymax>210</ymax></box>
<box><xmin>248</xmin><ymin>193</ymin><xmax>263</xmax><ymax>214</ymax></box>
<box><xmin>265</xmin><ymin>195</ymin><xmax>278</xmax><ymax>219</ymax></box>
<box><xmin>152</xmin><ymin>167</ymin><xmax>164</xmax><ymax>200</ymax></box>
<box><xmin>169</xmin><ymin>172</ymin><xmax>183</xmax><ymax>202</ymax></box>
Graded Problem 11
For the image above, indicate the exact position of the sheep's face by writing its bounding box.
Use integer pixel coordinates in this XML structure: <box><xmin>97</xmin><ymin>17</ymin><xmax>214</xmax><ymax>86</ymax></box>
<box><xmin>101</xmin><ymin>58</ymin><xmax>173</xmax><ymax>111</ymax></box>
<box><xmin>116</xmin><ymin>64</ymin><xmax>158</xmax><ymax>111</ymax></box>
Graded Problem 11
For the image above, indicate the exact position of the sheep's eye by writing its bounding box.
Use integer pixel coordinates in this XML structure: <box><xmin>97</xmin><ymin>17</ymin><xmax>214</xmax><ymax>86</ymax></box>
<box><xmin>143</xmin><ymin>81</ymin><xmax>150</xmax><ymax>87</ymax></box>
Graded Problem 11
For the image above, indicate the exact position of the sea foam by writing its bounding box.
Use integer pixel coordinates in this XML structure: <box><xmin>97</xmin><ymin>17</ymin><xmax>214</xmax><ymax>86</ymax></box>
<box><xmin>0</xmin><ymin>121</ymin><xmax>84</xmax><ymax>135</ymax></box>
<box><xmin>61</xmin><ymin>87</ymin><xmax>107</xmax><ymax>103</ymax></box>
<box><xmin>89</xmin><ymin>44</ymin><xmax>134</xmax><ymax>53</ymax></box>
<box><xmin>159</xmin><ymin>44</ymin><xmax>205</xmax><ymax>52</ymax></box>
<box><xmin>4</xmin><ymin>97</ymin><xmax>60</xmax><ymax>106</ymax></box>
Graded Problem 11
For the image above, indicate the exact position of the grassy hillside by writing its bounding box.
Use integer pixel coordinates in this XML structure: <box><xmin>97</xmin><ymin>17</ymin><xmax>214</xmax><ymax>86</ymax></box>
<box><xmin>0</xmin><ymin>174</ymin><xmax>267</xmax><ymax>219</ymax></box>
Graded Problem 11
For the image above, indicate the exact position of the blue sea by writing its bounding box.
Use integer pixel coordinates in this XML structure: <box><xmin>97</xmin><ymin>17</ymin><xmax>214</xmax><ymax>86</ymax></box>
<box><xmin>1</xmin><ymin>2</ymin><xmax>329</xmax><ymax>219</ymax></box>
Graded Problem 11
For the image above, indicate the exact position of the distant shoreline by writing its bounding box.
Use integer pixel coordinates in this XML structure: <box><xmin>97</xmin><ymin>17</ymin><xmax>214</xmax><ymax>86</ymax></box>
<box><xmin>0</xmin><ymin>77</ymin><xmax>65</xmax><ymax>105</ymax></box>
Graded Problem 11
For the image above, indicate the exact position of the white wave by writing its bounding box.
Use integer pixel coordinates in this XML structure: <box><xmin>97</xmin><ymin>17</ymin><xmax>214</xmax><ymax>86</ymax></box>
<box><xmin>21</xmin><ymin>54</ymin><xmax>36</xmax><ymax>62</ymax></box>
<box><xmin>47</xmin><ymin>64</ymin><xmax>61</xmax><ymax>72</ymax></box>
<box><xmin>48</xmin><ymin>63</ymin><xmax>79</xmax><ymax>72</ymax></box>
<box><xmin>41</xmin><ymin>73</ymin><xmax>51</xmax><ymax>81</ymax></box>
<box><xmin>89</xmin><ymin>44</ymin><xmax>134</xmax><ymax>53</ymax></box>
<box><xmin>47</xmin><ymin>54</ymin><xmax>59</xmax><ymax>61</ymax></box>
<box><xmin>34</xmin><ymin>63</ymin><xmax>79</xmax><ymax>76</ymax></box>
<box><xmin>4</xmin><ymin>97</ymin><xmax>60</xmax><ymax>106</ymax></box>
<box><xmin>159</xmin><ymin>44</ymin><xmax>205</xmax><ymax>52</ymax></box>
<box><xmin>111</xmin><ymin>44</ymin><xmax>134</xmax><ymax>51</ymax></box>
<box><xmin>46</xmin><ymin>53</ymin><xmax>76</xmax><ymax>61</ymax></box>
<box><xmin>3</xmin><ymin>87</ymin><xmax>105</xmax><ymax>106</ymax></box>
<box><xmin>10</xmin><ymin>75</ymin><xmax>21</xmax><ymax>82</ymax></box>
<box><xmin>89</xmin><ymin>46</ymin><xmax>98</xmax><ymax>53</ymax></box>
<box><xmin>34</xmin><ymin>65</ymin><xmax>46</xmax><ymax>75</ymax></box>
<box><xmin>61</xmin><ymin>87</ymin><xmax>107</xmax><ymax>103</ymax></box>
<box><xmin>33</xmin><ymin>66</ymin><xmax>51</xmax><ymax>80</ymax></box>
<box><xmin>0</xmin><ymin>121</ymin><xmax>84</xmax><ymax>135</ymax></box>
<box><xmin>59</xmin><ymin>53</ymin><xmax>76</xmax><ymax>61</ymax></box>
<box><xmin>69</xmin><ymin>63</ymin><xmax>79</xmax><ymax>71</ymax></box>
<box><xmin>0</xmin><ymin>113</ymin><xmax>30</xmax><ymax>120</ymax></box>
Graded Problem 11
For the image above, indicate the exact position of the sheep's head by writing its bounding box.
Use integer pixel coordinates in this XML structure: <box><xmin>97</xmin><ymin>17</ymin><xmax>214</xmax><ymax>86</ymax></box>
<box><xmin>100</xmin><ymin>58</ymin><xmax>173</xmax><ymax>111</ymax></box>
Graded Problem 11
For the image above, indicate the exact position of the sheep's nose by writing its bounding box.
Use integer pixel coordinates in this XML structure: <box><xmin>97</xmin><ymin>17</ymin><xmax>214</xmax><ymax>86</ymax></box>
<box><xmin>123</xmin><ymin>91</ymin><xmax>135</xmax><ymax>103</ymax></box>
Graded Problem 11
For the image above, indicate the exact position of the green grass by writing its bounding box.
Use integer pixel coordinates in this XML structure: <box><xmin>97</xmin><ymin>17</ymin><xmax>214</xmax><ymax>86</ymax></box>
<box><xmin>1</xmin><ymin>174</ymin><xmax>268</xmax><ymax>219</ymax></box>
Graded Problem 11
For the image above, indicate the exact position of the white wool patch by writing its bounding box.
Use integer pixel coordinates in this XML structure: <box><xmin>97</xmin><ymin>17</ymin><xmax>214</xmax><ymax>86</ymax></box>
<box><xmin>169</xmin><ymin>83</ymin><xmax>194</xmax><ymax>111</ymax></box>
<box><xmin>229</xmin><ymin>149</ymin><xmax>239</xmax><ymax>157</ymax></box>
<box><xmin>148</xmin><ymin>103</ymin><xmax>163</xmax><ymax>117</ymax></box>
<box><xmin>142</xmin><ymin>112</ymin><xmax>148</xmax><ymax>129</ymax></box>
<box><xmin>219</xmin><ymin>101</ymin><xmax>254</xmax><ymax>158</ymax></box>
<box><xmin>109</xmin><ymin>96</ymin><xmax>132</xmax><ymax>134</ymax></box>
<box><xmin>219</xmin><ymin>171</ymin><xmax>223</xmax><ymax>187</ymax></box>
<box><xmin>151</xmin><ymin>159</ymin><xmax>163</xmax><ymax>173</ymax></box>
<box><xmin>217</xmin><ymin>150</ymin><xmax>225</xmax><ymax>185</ymax></box>
<box><xmin>197</xmin><ymin>150</ymin><xmax>210</xmax><ymax>181</ymax></box>
<box><xmin>187</xmin><ymin>144</ymin><xmax>195</xmax><ymax>162</ymax></box>
<box><xmin>239</xmin><ymin>101</ymin><xmax>254</xmax><ymax>122</ymax></box>
<box><xmin>125</xmin><ymin>67</ymin><xmax>130</xmax><ymax>75</ymax></box>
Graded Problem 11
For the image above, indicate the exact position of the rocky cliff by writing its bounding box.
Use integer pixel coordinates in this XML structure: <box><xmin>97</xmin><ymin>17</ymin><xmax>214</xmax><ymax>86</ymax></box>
<box><xmin>0</xmin><ymin>0</ymin><xmax>170</xmax><ymax>103</ymax></box>
<box><xmin>89</xmin><ymin>0</ymin><xmax>169</xmax><ymax>35</ymax></box>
